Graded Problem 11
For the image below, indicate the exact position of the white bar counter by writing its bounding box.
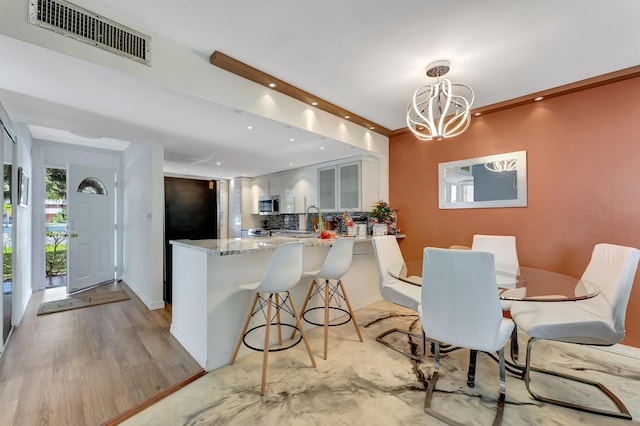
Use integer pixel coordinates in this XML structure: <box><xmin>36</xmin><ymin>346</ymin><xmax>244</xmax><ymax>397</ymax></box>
<box><xmin>169</xmin><ymin>236</ymin><xmax>380</xmax><ymax>371</ymax></box>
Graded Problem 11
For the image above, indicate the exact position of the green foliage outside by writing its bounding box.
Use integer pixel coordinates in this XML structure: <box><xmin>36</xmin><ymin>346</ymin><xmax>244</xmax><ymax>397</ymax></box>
<box><xmin>3</xmin><ymin>248</ymin><xmax>10</xmax><ymax>280</ymax></box>
<box><xmin>46</xmin><ymin>168</ymin><xmax>66</xmax><ymax>200</ymax></box>
<box><xmin>45</xmin><ymin>231</ymin><xmax>67</xmax><ymax>277</ymax></box>
<box><xmin>44</xmin><ymin>169</ymin><xmax>68</xmax><ymax>277</ymax></box>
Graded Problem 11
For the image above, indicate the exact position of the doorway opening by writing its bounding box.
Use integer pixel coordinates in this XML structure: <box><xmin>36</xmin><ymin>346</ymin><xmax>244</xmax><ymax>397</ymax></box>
<box><xmin>45</xmin><ymin>167</ymin><xmax>67</xmax><ymax>288</ymax></box>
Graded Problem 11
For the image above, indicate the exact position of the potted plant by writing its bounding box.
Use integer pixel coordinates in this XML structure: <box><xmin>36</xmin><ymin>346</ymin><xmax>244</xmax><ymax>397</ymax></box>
<box><xmin>369</xmin><ymin>200</ymin><xmax>394</xmax><ymax>235</ymax></box>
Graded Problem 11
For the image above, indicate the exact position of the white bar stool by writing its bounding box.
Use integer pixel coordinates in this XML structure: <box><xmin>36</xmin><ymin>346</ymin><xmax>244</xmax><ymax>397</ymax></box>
<box><xmin>230</xmin><ymin>241</ymin><xmax>316</xmax><ymax>395</ymax></box>
<box><xmin>293</xmin><ymin>237</ymin><xmax>363</xmax><ymax>360</ymax></box>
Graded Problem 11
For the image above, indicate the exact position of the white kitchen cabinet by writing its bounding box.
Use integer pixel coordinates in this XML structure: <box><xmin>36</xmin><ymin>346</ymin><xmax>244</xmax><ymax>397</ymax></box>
<box><xmin>318</xmin><ymin>166</ymin><xmax>337</xmax><ymax>211</ymax></box>
<box><xmin>317</xmin><ymin>157</ymin><xmax>379</xmax><ymax>212</ymax></box>
<box><xmin>279</xmin><ymin>170</ymin><xmax>295</xmax><ymax>213</ymax></box>
<box><xmin>338</xmin><ymin>162</ymin><xmax>359</xmax><ymax>210</ymax></box>
<box><xmin>275</xmin><ymin>167</ymin><xmax>318</xmax><ymax>214</ymax></box>
<box><xmin>250</xmin><ymin>179</ymin><xmax>260</xmax><ymax>214</ymax></box>
<box><xmin>254</xmin><ymin>174</ymin><xmax>282</xmax><ymax>198</ymax></box>
<box><xmin>302</xmin><ymin>167</ymin><xmax>317</xmax><ymax>210</ymax></box>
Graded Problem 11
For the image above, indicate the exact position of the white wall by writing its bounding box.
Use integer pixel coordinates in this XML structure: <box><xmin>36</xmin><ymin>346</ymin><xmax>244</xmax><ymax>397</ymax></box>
<box><xmin>12</xmin><ymin>123</ymin><xmax>33</xmax><ymax>327</ymax></box>
<box><xmin>122</xmin><ymin>142</ymin><xmax>164</xmax><ymax>310</ymax></box>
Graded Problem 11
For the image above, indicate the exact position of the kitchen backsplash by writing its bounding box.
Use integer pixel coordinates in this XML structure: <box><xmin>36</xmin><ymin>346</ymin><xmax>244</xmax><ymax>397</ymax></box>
<box><xmin>260</xmin><ymin>214</ymin><xmax>300</xmax><ymax>230</ymax></box>
<box><xmin>259</xmin><ymin>212</ymin><xmax>371</xmax><ymax>233</ymax></box>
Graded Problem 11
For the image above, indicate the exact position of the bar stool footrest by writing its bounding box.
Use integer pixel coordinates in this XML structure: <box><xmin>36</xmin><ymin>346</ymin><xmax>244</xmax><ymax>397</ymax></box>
<box><xmin>302</xmin><ymin>306</ymin><xmax>351</xmax><ymax>327</ymax></box>
<box><xmin>243</xmin><ymin>323</ymin><xmax>303</xmax><ymax>353</ymax></box>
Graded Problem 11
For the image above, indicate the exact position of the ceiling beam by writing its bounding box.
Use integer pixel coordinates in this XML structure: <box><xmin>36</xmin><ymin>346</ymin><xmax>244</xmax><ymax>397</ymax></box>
<box><xmin>210</xmin><ymin>51</ymin><xmax>392</xmax><ymax>137</ymax></box>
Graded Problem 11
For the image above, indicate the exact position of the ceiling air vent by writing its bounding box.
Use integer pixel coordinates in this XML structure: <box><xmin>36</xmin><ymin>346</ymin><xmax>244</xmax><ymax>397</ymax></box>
<box><xmin>28</xmin><ymin>0</ymin><xmax>151</xmax><ymax>66</ymax></box>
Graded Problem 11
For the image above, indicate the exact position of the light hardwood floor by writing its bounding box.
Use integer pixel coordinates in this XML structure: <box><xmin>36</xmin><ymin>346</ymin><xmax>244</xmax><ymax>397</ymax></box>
<box><xmin>0</xmin><ymin>282</ymin><xmax>203</xmax><ymax>426</ymax></box>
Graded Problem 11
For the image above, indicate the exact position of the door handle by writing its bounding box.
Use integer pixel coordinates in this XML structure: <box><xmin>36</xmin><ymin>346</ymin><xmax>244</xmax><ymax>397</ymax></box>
<box><xmin>70</xmin><ymin>233</ymin><xmax>79</xmax><ymax>238</ymax></box>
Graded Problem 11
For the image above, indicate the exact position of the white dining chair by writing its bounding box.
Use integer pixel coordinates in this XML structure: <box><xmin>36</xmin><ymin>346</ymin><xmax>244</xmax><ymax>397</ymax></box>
<box><xmin>230</xmin><ymin>241</ymin><xmax>316</xmax><ymax>395</ymax></box>
<box><xmin>510</xmin><ymin>243</ymin><xmax>640</xmax><ymax>419</ymax></box>
<box><xmin>295</xmin><ymin>237</ymin><xmax>363</xmax><ymax>360</ymax></box>
<box><xmin>472</xmin><ymin>234</ymin><xmax>523</xmax><ymax>359</ymax></box>
<box><xmin>371</xmin><ymin>236</ymin><xmax>424</xmax><ymax>360</ymax></box>
<box><xmin>419</xmin><ymin>247</ymin><xmax>514</xmax><ymax>425</ymax></box>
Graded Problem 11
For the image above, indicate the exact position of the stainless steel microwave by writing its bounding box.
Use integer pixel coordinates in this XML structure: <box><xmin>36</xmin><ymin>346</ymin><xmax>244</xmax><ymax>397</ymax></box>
<box><xmin>259</xmin><ymin>195</ymin><xmax>280</xmax><ymax>215</ymax></box>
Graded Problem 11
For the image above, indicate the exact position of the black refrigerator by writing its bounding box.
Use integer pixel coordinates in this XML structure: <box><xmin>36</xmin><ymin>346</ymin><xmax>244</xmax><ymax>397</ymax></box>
<box><xmin>164</xmin><ymin>177</ymin><xmax>217</xmax><ymax>304</ymax></box>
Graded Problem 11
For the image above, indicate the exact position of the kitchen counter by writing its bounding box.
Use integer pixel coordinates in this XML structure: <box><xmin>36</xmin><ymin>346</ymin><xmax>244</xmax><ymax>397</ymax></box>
<box><xmin>169</xmin><ymin>236</ymin><xmax>379</xmax><ymax>371</ymax></box>
<box><xmin>171</xmin><ymin>235</ymin><xmax>373</xmax><ymax>256</ymax></box>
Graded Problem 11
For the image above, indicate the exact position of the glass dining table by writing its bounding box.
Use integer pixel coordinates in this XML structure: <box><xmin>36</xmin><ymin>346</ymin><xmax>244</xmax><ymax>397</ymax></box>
<box><xmin>387</xmin><ymin>261</ymin><xmax>600</xmax><ymax>301</ymax></box>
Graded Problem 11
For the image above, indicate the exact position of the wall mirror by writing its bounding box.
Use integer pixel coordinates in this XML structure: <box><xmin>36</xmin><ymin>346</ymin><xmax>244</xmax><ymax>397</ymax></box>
<box><xmin>438</xmin><ymin>150</ymin><xmax>527</xmax><ymax>209</ymax></box>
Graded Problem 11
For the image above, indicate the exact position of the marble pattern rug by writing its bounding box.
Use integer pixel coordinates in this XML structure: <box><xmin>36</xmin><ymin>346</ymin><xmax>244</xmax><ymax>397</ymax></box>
<box><xmin>122</xmin><ymin>300</ymin><xmax>640</xmax><ymax>425</ymax></box>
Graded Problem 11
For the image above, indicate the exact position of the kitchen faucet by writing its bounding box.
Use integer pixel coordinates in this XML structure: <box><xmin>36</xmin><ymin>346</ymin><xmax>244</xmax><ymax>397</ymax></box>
<box><xmin>305</xmin><ymin>205</ymin><xmax>320</xmax><ymax>231</ymax></box>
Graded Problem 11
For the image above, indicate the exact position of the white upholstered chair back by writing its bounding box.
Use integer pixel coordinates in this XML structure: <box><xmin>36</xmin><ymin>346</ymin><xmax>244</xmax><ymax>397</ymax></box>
<box><xmin>256</xmin><ymin>241</ymin><xmax>304</xmax><ymax>294</ymax></box>
<box><xmin>472</xmin><ymin>234</ymin><xmax>519</xmax><ymax>286</ymax></box>
<box><xmin>315</xmin><ymin>237</ymin><xmax>355</xmax><ymax>280</ymax></box>
<box><xmin>421</xmin><ymin>247</ymin><xmax>508</xmax><ymax>352</ymax></box>
<box><xmin>580</xmin><ymin>243</ymin><xmax>640</xmax><ymax>336</ymax></box>
<box><xmin>372</xmin><ymin>235</ymin><xmax>405</xmax><ymax>290</ymax></box>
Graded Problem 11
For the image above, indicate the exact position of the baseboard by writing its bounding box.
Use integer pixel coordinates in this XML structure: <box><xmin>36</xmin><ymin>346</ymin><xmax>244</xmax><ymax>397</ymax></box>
<box><xmin>169</xmin><ymin>324</ymin><xmax>207</xmax><ymax>370</ymax></box>
<box><xmin>121</xmin><ymin>276</ymin><xmax>165</xmax><ymax>311</ymax></box>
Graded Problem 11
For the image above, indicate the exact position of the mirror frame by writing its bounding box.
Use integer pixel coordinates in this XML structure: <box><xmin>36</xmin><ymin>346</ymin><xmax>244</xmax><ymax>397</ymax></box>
<box><xmin>438</xmin><ymin>150</ymin><xmax>527</xmax><ymax>209</ymax></box>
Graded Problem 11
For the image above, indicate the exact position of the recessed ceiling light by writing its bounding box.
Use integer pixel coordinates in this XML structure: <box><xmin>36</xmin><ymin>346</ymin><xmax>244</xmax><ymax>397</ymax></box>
<box><xmin>369</xmin><ymin>126</ymin><xmax>375</xmax><ymax>130</ymax></box>
<box><xmin>534</xmin><ymin>96</ymin><xmax>544</xmax><ymax>101</ymax></box>
<box><xmin>289</xmin><ymin>138</ymin><xmax>294</xmax><ymax>142</ymax></box>
<box><xmin>311</xmin><ymin>101</ymin><xmax>318</xmax><ymax>106</ymax></box>
<box><xmin>320</xmin><ymin>146</ymin><xmax>325</xmax><ymax>150</ymax></box>
<box><xmin>474</xmin><ymin>112</ymin><xmax>482</xmax><ymax>116</ymax></box>
<box><xmin>344</xmin><ymin>115</ymin><xmax>350</xmax><ymax>119</ymax></box>
<box><xmin>289</xmin><ymin>162</ymin><xmax>293</xmax><ymax>166</ymax></box>
<box><xmin>247</xmin><ymin>126</ymin><xmax>253</xmax><ymax>130</ymax></box>
<box><xmin>216</xmin><ymin>161</ymin><xmax>221</xmax><ymax>165</ymax></box>
<box><xmin>268</xmin><ymin>83</ymin><xmax>276</xmax><ymax>88</ymax></box>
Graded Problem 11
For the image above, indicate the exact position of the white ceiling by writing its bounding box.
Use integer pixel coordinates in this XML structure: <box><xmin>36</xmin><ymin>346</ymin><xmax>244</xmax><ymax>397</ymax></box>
<box><xmin>1</xmin><ymin>0</ymin><xmax>639</xmax><ymax>179</ymax></box>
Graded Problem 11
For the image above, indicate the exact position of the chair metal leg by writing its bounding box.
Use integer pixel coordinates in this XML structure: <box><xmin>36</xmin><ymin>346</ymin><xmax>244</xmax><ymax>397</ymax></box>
<box><xmin>523</xmin><ymin>337</ymin><xmax>632</xmax><ymax>420</ymax></box>
<box><xmin>467</xmin><ymin>349</ymin><xmax>478</xmax><ymax>388</ymax></box>
<box><xmin>376</xmin><ymin>327</ymin><xmax>425</xmax><ymax>361</ymax></box>
<box><xmin>495</xmin><ymin>348</ymin><xmax>507</xmax><ymax>426</ymax></box>
<box><xmin>510</xmin><ymin>327</ymin><xmax>519</xmax><ymax>361</ymax></box>
<box><xmin>424</xmin><ymin>343</ymin><xmax>508</xmax><ymax>426</ymax></box>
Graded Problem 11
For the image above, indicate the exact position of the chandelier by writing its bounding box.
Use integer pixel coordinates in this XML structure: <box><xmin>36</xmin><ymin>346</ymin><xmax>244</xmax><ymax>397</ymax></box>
<box><xmin>406</xmin><ymin>60</ymin><xmax>474</xmax><ymax>141</ymax></box>
<box><xmin>484</xmin><ymin>159</ymin><xmax>518</xmax><ymax>172</ymax></box>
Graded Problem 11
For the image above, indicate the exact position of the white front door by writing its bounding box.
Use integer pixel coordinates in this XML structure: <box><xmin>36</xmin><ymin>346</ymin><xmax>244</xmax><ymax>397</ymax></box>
<box><xmin>67</xmin><ymin>164</ymin><xmax>115</xmax><ymax>294</ymax></box>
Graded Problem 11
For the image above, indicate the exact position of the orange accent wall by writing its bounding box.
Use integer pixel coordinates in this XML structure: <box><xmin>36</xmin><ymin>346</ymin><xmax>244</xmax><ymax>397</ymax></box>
<box><xmin>389</xmin><ymin>76</ymin><xmax>640</xmax><ymax>347</ymax></box>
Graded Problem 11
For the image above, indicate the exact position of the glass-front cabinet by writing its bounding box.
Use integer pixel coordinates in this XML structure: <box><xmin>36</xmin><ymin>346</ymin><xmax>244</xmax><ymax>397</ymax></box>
<box><xmin>318</xmin><ymin>161</ymin><xmax>366</xmax><ymax>211</ymax></box>
<box><xmin>318</xmin><ymin>166</ymin><xmax>337</xmax><ymax>211</ymax></box>
<box><xmin>338</xmin><ymin>162</ymin><xmax>360</xmax><ymax>210</ymax></box>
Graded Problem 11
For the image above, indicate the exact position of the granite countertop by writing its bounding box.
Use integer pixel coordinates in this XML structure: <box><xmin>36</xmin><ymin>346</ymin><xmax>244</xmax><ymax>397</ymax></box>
<box><xmin>170</xmin><ymin>235</ymin><xmax>373</xmax><ymax>256</ymax></box>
